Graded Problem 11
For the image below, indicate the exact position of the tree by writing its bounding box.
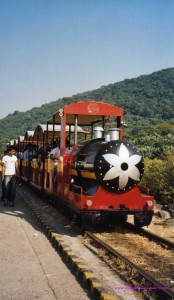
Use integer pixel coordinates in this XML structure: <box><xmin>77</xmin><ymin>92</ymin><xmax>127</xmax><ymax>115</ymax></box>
<box><xmin>139</xmin><ymin>149</ymin><xmax>174</xmax><ymax>204</ymax></box>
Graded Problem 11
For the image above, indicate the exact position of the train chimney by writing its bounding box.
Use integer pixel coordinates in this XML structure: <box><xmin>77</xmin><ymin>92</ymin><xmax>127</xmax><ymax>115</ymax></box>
<box><xmin>93</xmin><ymin>126</ymin><xmax>104</xmax><ymax>138</ymax></box>
<box><xmin>108</xmin><ymin>128</ymin><xmax>120</xmax><ymax>140</ymax></box>
<box><xmin>105</xmin><ymin>133</ymin><xmax>110</xmax><ymax>142</ymax></box>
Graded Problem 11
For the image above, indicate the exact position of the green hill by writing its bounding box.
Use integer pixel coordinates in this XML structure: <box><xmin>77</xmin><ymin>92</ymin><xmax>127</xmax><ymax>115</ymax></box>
<box><xmin>0</xmin><ymin>67</ymin><xmax>174</xmax><ymax>154</ymax></box>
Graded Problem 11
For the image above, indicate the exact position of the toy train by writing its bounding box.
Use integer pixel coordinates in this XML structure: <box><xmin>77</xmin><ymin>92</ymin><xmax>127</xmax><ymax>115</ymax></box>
<box><xmin>10</xmin><ymin>101</ymin><xmax>154</xmax><ymax>227</ymax></box>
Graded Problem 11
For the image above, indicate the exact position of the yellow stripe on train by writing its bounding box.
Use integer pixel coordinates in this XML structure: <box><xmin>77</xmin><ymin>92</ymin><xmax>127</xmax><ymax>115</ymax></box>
<box><xmin>70</xmin><ymin>169</ymin><xmax>96</xmax><ymax>179</ymax></box>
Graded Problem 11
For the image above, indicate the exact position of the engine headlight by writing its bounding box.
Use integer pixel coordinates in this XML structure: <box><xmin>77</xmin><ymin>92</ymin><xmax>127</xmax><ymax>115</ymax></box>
<box><xmin>147</xmin><ymin>200</ymin><xmax>153</xmax><ymax>207</ymax></box>
<box><xmin>86</xmin><ymin>200</ymin><xmax>93</xmax><ymax>207</ymax></box>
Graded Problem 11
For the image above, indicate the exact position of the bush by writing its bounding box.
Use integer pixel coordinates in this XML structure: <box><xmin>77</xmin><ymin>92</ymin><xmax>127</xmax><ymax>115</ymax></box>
<box><xmin>139</xmin><ymin>149</ymin><xmax>174</xmax><ymax>204</ymax></box>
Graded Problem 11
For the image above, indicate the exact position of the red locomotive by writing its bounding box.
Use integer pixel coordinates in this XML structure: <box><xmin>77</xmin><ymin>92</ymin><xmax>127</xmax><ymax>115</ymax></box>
<box><xmin>18</xmin><ymin>101</ymin><xmax>154</xmax><ymax>227</ymax></box>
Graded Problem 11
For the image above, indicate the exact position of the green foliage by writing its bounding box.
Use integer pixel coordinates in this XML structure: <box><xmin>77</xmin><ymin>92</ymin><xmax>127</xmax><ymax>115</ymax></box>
<box><xmin>139</xmin><ymin>158</ymin><xmax>166</xmax><ymax>200</ymax></box>
<box><xmin>154</xmin><ymin>123</ymin><xmax>174</xmax><ymax>135</ymax></box>
<box><xmin>139</xmin><ymin>149</ymin><xmax>174</xmax><ymax>204</ymax></box>
<box><xmin>129</xmin><ymin>129</ymin><xmax>174</xmax><ymax>159</ymax></box>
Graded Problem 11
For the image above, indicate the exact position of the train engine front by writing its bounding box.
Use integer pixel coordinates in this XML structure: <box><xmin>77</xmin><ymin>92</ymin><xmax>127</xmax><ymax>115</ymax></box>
<box><xmin>73</xmin><ymin>134</ymin><xmax>143</xmax><ymax>191</ymax></box>
<box><xmin>70</xmin><ymin>130</ymin><xmax>154</xmax><ymax>227</ymax></box>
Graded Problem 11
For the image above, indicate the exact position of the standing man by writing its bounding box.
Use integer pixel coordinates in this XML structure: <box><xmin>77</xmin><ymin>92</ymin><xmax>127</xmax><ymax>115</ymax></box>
<box><xmin>0</xmin><ymin>150</ymin><xmax>7</xmax><ymax>201</ymax></box>
<box><xmin>2</xmin><ymin>147</ymin><xmax>19</xmax><ymax>207</ymax></box>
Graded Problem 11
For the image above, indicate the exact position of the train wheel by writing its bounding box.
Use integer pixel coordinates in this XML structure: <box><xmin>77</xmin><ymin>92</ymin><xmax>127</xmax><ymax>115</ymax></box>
<box><xmin>134</xmin><ymin>211</ymin><xmax>153</xmax><ymax>227</ymax></box>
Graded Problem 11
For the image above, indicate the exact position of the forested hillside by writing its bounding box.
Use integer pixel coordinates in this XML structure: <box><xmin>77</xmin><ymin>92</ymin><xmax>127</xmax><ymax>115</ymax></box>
<box><xmin>76</xmin><ymin>67</ymin><xmax>174</xmax><ymax>119</ymax></box>
<box><xmin>0</xmin><ymin>67</ymin><xmax>174</xmax><ymax>154</ymax></box>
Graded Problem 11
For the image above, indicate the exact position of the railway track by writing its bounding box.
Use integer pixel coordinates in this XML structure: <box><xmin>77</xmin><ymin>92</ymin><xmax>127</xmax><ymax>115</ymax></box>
<box><xmin>84</xmin><ymin>230</ymin><xmax>174</xmax><ymax>300</ymax></box>
<box><xmin>124</xmin><ymin>222</ymin><xmax>174</xmax><ymax>250</ymax></box>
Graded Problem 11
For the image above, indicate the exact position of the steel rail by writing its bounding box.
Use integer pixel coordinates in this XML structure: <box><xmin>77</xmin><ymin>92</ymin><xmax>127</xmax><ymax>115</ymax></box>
<box><xmin>124</xmin><ymin>222</ymin><xmax>174</xmax><ymax>249</ymax></box>
<box><xmin>86</xmin><ymin>231</ymin><xmax>174</xmax><ymax>300</ymax></box>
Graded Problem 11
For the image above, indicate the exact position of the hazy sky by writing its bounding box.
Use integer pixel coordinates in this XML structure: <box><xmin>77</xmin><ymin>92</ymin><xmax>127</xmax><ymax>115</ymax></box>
<box><xmin>0</xmin><ymin>0</ymin><xmax>174</xmax><ymax>119</ymax></box>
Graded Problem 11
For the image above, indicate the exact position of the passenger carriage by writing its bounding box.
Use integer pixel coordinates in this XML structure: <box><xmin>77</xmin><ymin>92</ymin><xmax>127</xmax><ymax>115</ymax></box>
<box><xmin>21</xmin><ymin>130</ymin><xmax>35</xmax><ymax>182</ymax></box>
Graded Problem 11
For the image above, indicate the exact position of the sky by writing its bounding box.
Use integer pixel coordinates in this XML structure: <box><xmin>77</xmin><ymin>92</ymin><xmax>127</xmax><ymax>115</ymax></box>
<box><xmin>0</xmin><ymin>0</ymin><xmax>174</xmax><ymax>119</ymax></box>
